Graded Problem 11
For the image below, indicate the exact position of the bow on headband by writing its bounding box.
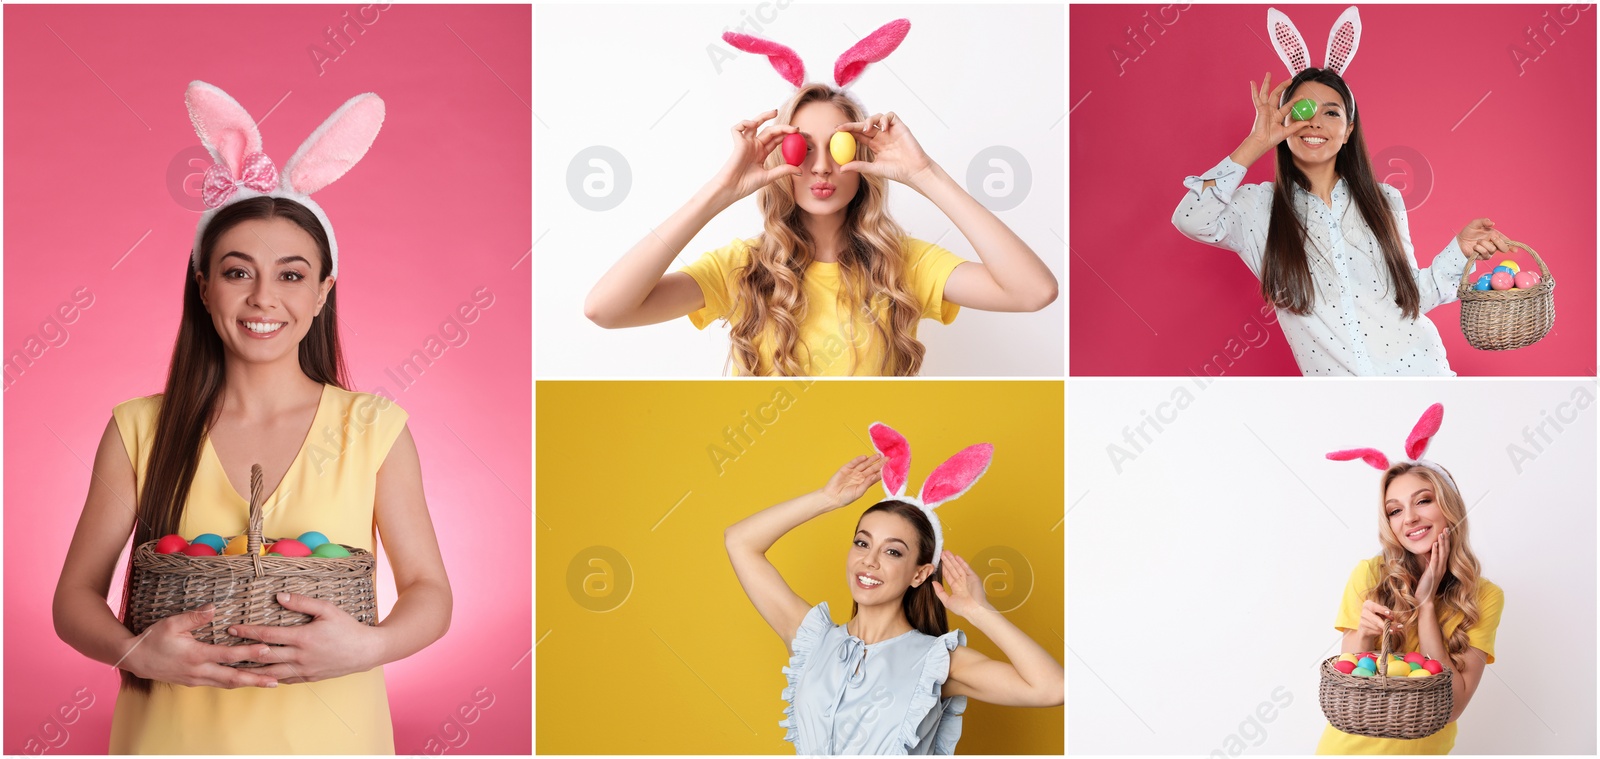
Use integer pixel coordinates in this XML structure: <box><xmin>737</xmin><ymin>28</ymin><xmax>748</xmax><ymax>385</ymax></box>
<box><xmin>723</xmin><ymin>18</ymin><xmax>911</xmax><ymax>89</ymax></box>
<box><xmin>868</xmin><ymin>422</ymin><xmax>993</xmax><ymax>569</ymax></box>
<box><xmin>202</xmin><ymin>152</ymin><xmax>278</xmax><ymax>208</ymax></box>
<box><xmin>1326</xmin><ymin>403</ymin><xmax>1455</xmax><ymax>489</ymax></box>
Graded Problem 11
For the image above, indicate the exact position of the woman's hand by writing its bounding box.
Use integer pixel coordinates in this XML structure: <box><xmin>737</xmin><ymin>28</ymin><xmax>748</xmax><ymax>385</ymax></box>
<box><xmin>1245</xmin><ymin>72</ymin><xmax>1315</xmax><ymax>151</ymax></box>
<box><xmin>119</xmin><ymin>604</ymin><xmax>281</xmax><ymax>688</ymax></box>
<box><xmin>836</xmin><ymin>112</ymin><xmax>936</xmax><ymax>189</ymax></box>
<box><xmin>1414</xmin><ymin>526</ymin><xmax>1451</xmax><ymax>605</ymax></box>
<box><xmin>1355</xmin><ymin>599</ymin><xmax>1402</xmax><ymax>648</ymax></box>
<box><xmin>232</xmin><ymin>593</ymin><xmax>385</xmax><ymax>685</ymax></box>
<box><xmin>1456</xmin><ymin>219</ymin><xmax>1514</xmax><ymax>261</ymax></box>
<box><xmin>931</xmin><ymin>550</ymin><xmax>996</xmax><ymax>620</ymax></box>
<box><xmin>710</xmin><ymin>109</ymin><xmax>802</xmax><ymax>204</ymax></box>
<box><xmin>820</xmin><ymin>454</ymin><xmax>883</xmax><ymax>510</ymax></box>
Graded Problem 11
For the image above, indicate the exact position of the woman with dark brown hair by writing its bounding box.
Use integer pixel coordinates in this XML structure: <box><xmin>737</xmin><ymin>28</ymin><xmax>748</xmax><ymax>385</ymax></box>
<box><xmin>51</xmin><ymin>82</ymin><xmax>450</xmax><ymax>753</ymax></box>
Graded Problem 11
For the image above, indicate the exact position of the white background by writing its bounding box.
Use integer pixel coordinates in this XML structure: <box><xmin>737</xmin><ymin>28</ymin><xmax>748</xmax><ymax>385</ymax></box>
<box><xmin>1066</xmin><ymin>379</ymin><xmax>1597</xmax><ymax>754</ymax></box>
<box><xmin>535</xmin><ymin>3</ymin><xmax>1064</xmax><ymax>376</ymax></box>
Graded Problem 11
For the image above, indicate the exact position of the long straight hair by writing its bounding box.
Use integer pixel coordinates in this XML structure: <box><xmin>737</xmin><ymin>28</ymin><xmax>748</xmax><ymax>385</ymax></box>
<box><xmin>117</xmin><ymin>197</ymin><xmax>349</xmax><ymax>693</ymax></box>
<box><xmin>1261</xmin><ymin>67</ymin><xmax>1422</xmax><ymax>319</ymax></box>
<box><xmin>1369</xmin><ymin>462</ymin><xmax>1484</xmax><ymax>672</ymax></box>
<box><xmin>849</xmin><ymin>500</ymin><xmax>948</xmax><ymax>637</ymax></box>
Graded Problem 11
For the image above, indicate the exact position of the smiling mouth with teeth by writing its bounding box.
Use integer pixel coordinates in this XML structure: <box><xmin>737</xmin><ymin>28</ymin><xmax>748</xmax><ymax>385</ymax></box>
<box><xmin>856</xmin><ymin>574</ymin><xmax>883</xmax><ymax>587</ymax></box>
<box><xmin>242</xmin><ymin>321</ymin><xmax>285</xmax><ymax>334</ymax></box>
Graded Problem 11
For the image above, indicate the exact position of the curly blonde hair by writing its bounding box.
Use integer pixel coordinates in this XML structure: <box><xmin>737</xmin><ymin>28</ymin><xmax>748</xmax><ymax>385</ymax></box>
<box><xmin>727</xmin><ymin>84</ymin><xmax>925</xmax><ymax>376</ymax></box>
<box><xmin>1369</xmin><ymin>462</ymin><xmax>1484</xmax><ymax>672</ymax></box>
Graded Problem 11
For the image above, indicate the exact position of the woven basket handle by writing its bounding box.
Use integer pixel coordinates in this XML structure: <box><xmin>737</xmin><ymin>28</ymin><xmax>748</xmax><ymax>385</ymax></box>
<box><xmin>1377</xmin><ymin>617</ymin><xmax>1394</xmax><ymax>676</ymax></box>
<box><xmin>1457</xmin><ymin>240</ymin><xmax>1550</xmax><ymax>287</ymax></box>
<box><xmin>246</xmin><ymin>464</ymin><xmax>266</xmax><ymax>578</ymax></box>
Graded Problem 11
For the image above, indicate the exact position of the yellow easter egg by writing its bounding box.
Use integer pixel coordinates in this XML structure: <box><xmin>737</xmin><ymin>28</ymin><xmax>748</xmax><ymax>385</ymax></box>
<box><xmin>1407</xmin><ymin>668</ymin><xmax>1431</xmax><ymax>677</ymax></box>
<box><xmin>1338</xmin><ymin>653</ymin><xmax>1360</xmax><ymax>664</ymax></box>
<box><xmin>224</xmin><ymin>535</ymin><xmax>268</xmax><ymax>555</ymax></box>
<box><xmin>1499</xmin><ymin>260</ymin><xmax>1520</xmax><ymax>273</ymax></box>
<box><xmin>829</xmin><ymin>131</ymin><xmax>856</xmax><ymax>166</ymax></box>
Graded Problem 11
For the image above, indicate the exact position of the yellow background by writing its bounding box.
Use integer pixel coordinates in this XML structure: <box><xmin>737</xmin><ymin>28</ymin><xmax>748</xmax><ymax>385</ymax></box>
<box><xmin>536</xmin><ymin>380</ymin><xmax>1063</xmax><ymax>753</ymax></box>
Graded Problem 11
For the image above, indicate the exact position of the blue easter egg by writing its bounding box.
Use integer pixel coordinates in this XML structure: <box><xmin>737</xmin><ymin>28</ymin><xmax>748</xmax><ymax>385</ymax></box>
<box><xmin>1357</xmin><ymin>656</ymin><xmax>1376</xmax><ymax>671</ymax></box>
<box><xmin>192</xmin><ymin>533</ymin><xmax>227</xmax><ymax>553</ymax></box>
<box><xmin>296</xmin><ymin>531</ymin><xmax>330</xmax><ymax>550</ymax></box>
<box><xmin>1494</xmin><ymin>265</ymin><xmax>1515</xmax><ymax>277</ymax></box>
<box><xmin>1473</xmin><ymin>274</ymin><xmax>1492</xmax><ymax>291</ymax></box>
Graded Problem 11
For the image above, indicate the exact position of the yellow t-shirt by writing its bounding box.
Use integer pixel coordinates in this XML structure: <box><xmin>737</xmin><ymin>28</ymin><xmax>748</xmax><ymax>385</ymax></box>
<box><xmin>679</xmin><ymin>236</ymin><xmax>967</xmax><ymax>376</ymax></box>
<box><xmin>107</xmin><ymin>384</ymin><xmax>409</xmax><ymax>754</ymax></box>
<box><xmin>1315</xmin><ymin>557</ymin><xmax>1505</xmax><ymax>755</ymax></box>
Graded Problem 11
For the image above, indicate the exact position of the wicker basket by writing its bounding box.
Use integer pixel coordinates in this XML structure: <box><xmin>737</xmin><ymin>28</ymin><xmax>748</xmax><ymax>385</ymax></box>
<box><xmin>125</xmin><ymin>464</ymin><xmax>377</xmax><ymax>667</ymax></box>
<box><xmin>1456</xmin><ymin>241</ymin><xmax>1555</xmax><ymax>351</ymax></box>
<box><xmin>1318</xmin><ymin>626</ymin><xmax>1454</xmax><ymax>740</ymax></box>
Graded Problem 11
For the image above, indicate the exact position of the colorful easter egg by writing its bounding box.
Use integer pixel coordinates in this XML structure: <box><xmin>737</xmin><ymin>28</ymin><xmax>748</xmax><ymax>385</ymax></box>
<box><xmin>781</xmin><ymin>133</ymin><xmax>806</xmax><ymax>166</ymax></box>
<box><xmin>296</xmin><ymin>531</ymin><xmax>330</xmax><ymax>551</ymax></box>
<box><xmin>181</xmin><ymin>543</ymin><xmax>218</xmax><ymax>557</ymax></box>
<box><xmin>192</xmin><ymin>533</ymin><xmax>227</xmax><ymax>554</ymax></box>
<box><xmin>1491</xmin><ymin>272</ymin><xmax>1514</xmax><ymax>290</ymax></box>
<box><xmin>155</xmin><ymin>534</ymin><xmax>189</xmax><ymax>554</ymax></box>
<box><xmin>1353</xmin><ymin>667</ymin><xmax>1375</xmax><ymax>677</ymax></box>
<box><xmin>1338</xmin><ymin>653</ymin><xmax>1360</xmax><ymax>664</ymax></box>
<box><xmin>1498</xmin><ymin>260</ymin><xmax>1520</xmax><ymax>273</ymax></box>
<box><xmin>267</xmin><ymin>538</ymin><xmax>312</xmax><ymax>557</ymax></box>
<box><xmin>1514</xmin><ymin>270</ymin><xmax>1540</xmax><ymax>289</ymax></box>
<box><xmin>1291</xmin><ymin>98</ymin><xmax>1317</xmax><ymax>121</ymax></box>
<box><xmin>1407</xmin><ymin>668</ymin><xmax>1432</xmax><ymax>677</ymax></box>
<box><xmin>1334</xmin><ymin>660</ymin><xmax>1357</xmax><ymax>674</ymax></box>
<box><xmin>1404</xmin><ymin>652</ymin><xmax>1425</xmax><ymax>665</ymax></box>
<box><xmin>311</xmin><ymin>542</ymin><xmax>351</xmax><ymax>558</ymax></box>
<box><xmin>1473</xmin><ymin>274</ymin><xmax>1493</xmax><ymax>291</ymax></box>
<box><xmin>1422</xmin><ymin>659</ymin><xmax>1443</xmax><ymax>675</ymax></box>
<box><xmin>829</xmin><ymin>131</ymin><xmax>856</xmax><ymax>166</ymax></box>
<box><xmin>1493</xmin><ymin>265</ymin><xmax>1515</xmax><ymax>277</ymax></box>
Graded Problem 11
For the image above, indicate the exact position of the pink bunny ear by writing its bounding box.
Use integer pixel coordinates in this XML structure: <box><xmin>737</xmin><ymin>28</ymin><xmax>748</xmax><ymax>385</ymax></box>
<box><xmin>868</xmin><ymin>422</ymin><xmax>910</xmax><ymax>498</ymax></box>
<box><xmin>833</xmin><ymin>18</ymin><xmax>911</xmax><ymax>87</ymax></box>
<box><xmin>1405</xmin><ymin>403</ymin><xmax>1444</xmax><ymax>460</ymax></box>
<box><xmin>920</xmin><ymin>443</ymin><xmax>993</xmax><ymax>509</ymax></box>
<box><xmin>722</xmin><ymin>31</ymin><xmax>806</xmax><ymax>88</ymax></box>
<box><xmin>1324</xmin><ymin>6</ymin><xmax>1361</xmax><ymax>76</ymax></box>
<box><xmin>281</xmin><ymin>92</ymin><xmax>385</xmax><ymax>196</ymax></box>
<box><xmin>1327</xmin><ymin>448</ymin><xmax>1389</xmax><ymax>470</ymax></box>
<box><xmin>185</xmin><ymin>81</ymin><xmax>263</xmax><ymax>177</ymax></box>
<box><xmin>1266</xmin><ymin>8</ymin><xmax>1312</xmax><ymax>76</ymax></box>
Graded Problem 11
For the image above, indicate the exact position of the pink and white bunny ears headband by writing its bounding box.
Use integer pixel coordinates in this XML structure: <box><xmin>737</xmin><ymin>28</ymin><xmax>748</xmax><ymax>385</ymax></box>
<box><xmin>868</xmin><ymin>422</ymin><xmax>993</xmax><ymax>569</ymax></box>
<box><xmin>1267</xmin><ymin>6</ymin><xmax>1361</xmax><ymax>120</ymax></box>
<box><xmin>186</xmin><ymin>81</ymin><xmax>385</xmax><ymax>279</ymax></box>
<box><xmin>722</xmin><ymin>18</ymin><xmax>911</xmax><ymax>89</ymax></box>
<box><xmin>1326</xmin><ymin>403</ymin><xmax>1457</xmax><ymax>491</ymax></box>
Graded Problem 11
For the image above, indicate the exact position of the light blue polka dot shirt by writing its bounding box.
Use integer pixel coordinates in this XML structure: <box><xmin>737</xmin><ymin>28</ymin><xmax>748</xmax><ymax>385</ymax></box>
<box><xmin>1172</xmin><ymin>155</ymin><xmax>1471</xmax><ymax>376</ymax></box>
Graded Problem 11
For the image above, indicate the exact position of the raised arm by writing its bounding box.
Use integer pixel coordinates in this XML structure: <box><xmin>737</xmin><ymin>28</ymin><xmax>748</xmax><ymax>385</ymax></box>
<box><xmin>584</xmin><ymin>110</ymin><xmax>802</xmax><ymax>328</ymax></box>
<box><xmin>935</xmin><ymin>551</ymin><xmax>1063</xmax><ymax>707</ymax></box>
<box><xmin>724</xmin><ymin>454</ymin><xmax>883</xmax><ymax>653</ymax></box>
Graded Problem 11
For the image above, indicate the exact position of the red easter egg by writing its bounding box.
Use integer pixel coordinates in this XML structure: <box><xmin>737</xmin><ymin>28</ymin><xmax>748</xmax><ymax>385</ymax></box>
<box><xmin>1404</xmin><ymin>652</ymin><xmax>1425</xmax><ymax>665</ymax></box>
<box><xmin>1490</xmin><ymin>272</ymin><xmax>1514</xmax><ymax>290</ymax></box>
<box><xmin>1334</xmin><ymin>660</ymin><xmax>1356</xmax><ymax>674</ymax></box>
<box><xmin>181</xmin><ymin>543</ymin><xmax>218</xmax><ymax>556</ymax></box>
<box><xmin>781</xmin><ymin>133</ymin><xmax>807</xmax><ymax>167</ymax></box>
<box><xmin>155</xmin><ymin>534</ymin><xmax>189</xmax><ymax>554</ymax></box>
<box><xmin>1422</xmin><ymin>659</ymin><xmax>1443</xmax><ymax>675</ymax></box>
<box><xmin>267</xmin><ymin>538</ymin><xmax>312</xmax><ymax>557</ymax></box>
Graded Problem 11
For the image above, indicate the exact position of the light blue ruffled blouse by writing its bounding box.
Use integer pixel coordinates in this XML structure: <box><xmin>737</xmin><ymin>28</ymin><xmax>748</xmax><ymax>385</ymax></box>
<box><xmin>780</xmin><ymin>602</ymin><xmax>967</xmax><ymax>754</ymax></box>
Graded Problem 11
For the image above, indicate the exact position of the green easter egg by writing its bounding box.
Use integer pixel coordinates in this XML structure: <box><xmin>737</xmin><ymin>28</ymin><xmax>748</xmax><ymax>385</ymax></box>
<box><xmin>311</xmin><ymin>542</ymin><xmax>351</xmax><ymax>558</ymax></box>
<box><xmin>1291</xmin><ymin>98</ymin><xmax>1317</xmax><ymax>121</ymax></box>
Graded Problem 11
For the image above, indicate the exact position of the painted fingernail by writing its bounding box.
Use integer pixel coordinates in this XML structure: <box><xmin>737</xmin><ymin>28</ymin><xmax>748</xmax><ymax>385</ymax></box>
<box><xmin>265</xmin><ymin>681</ymin><xmax>278</xmax><ymax>688</ymax></box>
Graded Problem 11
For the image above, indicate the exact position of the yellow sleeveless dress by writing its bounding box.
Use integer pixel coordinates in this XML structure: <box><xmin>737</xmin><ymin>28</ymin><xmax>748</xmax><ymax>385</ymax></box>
<box><xmin>106</xmin><ymin>383</ymin><xmax>409</xmax><ymax>754</ymax></box>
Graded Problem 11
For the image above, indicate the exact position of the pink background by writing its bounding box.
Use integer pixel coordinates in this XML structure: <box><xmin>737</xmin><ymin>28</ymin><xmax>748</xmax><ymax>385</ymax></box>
<box><xmin>4</xmin><ymin>4</ymin><xmax>529</xmax><ymax>754</ymax></box>
<box><xmin>1071</xmin><ymin>4</ymin><xmax>1596</xmax><ymax>376</ymax></box>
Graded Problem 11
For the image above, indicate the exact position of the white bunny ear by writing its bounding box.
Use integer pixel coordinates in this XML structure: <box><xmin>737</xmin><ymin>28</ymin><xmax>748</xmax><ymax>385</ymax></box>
<box><xmin>281</xmin><ymin>92</ymin><xmax>385</xmax><ymax>196</ymax></box>
<box><xmin>185</xmin><ymin>81</ymin><xmax>263</xmax><ymax>177</ymax></box>
<box><xmin>1324</xmin><ymin>6</ymin><xmax>1361</xmax><ymax>76</ymax></box>
<box><xmin>1266</xmin><ymin>8</ymin><xmax>1312</xmax><ymax>77</ymax></box>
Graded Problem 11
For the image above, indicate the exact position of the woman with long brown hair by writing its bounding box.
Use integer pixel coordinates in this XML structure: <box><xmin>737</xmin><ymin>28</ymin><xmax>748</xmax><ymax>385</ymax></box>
<box><xmin>724</xmin><ymin>426</ymin><xmax>1063</xmax><ymax>753</ymax></box>
<box><xmin>585</xmin><ymin>27</ymin><xmax>1057</xmax><ymax>376</ymax></box>
<box><xmin>51</xmin><ymin>82</ymin><xmax>450</xmax><ymax>753</ymax></box>
<box><xmin>1172</xmin><ymin>7</ymin><xmax>1515</xmax><ymax>376</ymax></box>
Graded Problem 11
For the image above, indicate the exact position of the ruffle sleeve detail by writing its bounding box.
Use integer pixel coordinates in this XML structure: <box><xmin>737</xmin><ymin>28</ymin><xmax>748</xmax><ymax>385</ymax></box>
<box><xmin>901</xmin><ymin>628</ymin><xmax>967</xmax><ymax>753</ymax></box>
<box><xmin>779</xmin><ymin>602</ymin><xmax>834</xmax><ymax>745</ymax></box>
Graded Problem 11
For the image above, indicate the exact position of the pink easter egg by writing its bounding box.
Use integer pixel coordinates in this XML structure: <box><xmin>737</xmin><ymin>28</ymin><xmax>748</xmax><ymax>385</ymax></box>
<box><xmin>1404</xmin><ymin>652</ymin><xmax>1425</xmax><ymax>665</ymax></box>
<box><xmin>1514</xmin><ymin>270</ymin><xmax>1539</xmax><ymax>289</ymax></box>
<box><xmin>1490</xmin><ymin>272</ymin><xmax>1514</xmax><ymax>290</ymax></box>
<box><xmin>781</xmin><ymin>133</ymin><xmax>807</xmax><ymax>166</ymax></box>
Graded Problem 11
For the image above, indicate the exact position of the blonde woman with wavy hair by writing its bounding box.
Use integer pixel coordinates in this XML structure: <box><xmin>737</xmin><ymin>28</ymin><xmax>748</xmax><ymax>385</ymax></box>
<box><xmin>585</xmin><ymin>82</ymin><xmax>1057</xmax><ymax>376</ymax></box>
<box><xmin>1317</xmin><ymin>461</ymin><xmax>1505</xmax><ymax>754</ymax></box>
